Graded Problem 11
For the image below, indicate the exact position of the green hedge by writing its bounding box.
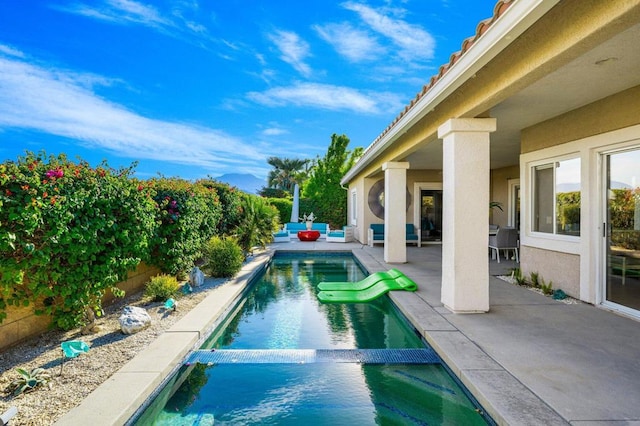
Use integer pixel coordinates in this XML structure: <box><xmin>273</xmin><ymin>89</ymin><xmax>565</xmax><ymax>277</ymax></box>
<box><xmin>0</xmin><ymin>153</ymin><xmax>157</xmax><ymax>329</ymax></box>
<box><xmin>147</xmin><ymin>178</ymin><xmax>222</xmax><ymax>276</ymax></box>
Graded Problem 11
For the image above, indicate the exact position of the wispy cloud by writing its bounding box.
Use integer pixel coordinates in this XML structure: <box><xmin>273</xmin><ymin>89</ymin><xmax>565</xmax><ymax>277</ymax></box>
<box><xmin>0</xmin><ymin>50</ymin><xmax>264</xmax><ymax>173</ymax></box>
<box><xmin>55</xmin><ymin>0</ymin><xmax>171</xmax><ymax>29</ymax></box>
<box><xmin>267</xmin><ymin>30</ymin><xmax>312</xmax><ymax>77</ymax></box>
<box><xmin>261</xmin><ymin>127</ymin><xmax>288</xmax><ymax>136</ymax></box>
<box><xmin>342</xmin><ymin>2</ymin><xmax>435</xmax><ymax>64</ymax></box>
<box><xmin>52</xmin><ymin>0</ymin><xmax>222</xmax><ymax>51</ymax></box>
<box><xmin>246</xmin><ymin>82</ymin><xmax>402</xmax><ymax>114</ymax></box>
<box><xmin>313</xmin><ymin>22</ymin><xmax>383</xmax><ymax>62</ymax></box>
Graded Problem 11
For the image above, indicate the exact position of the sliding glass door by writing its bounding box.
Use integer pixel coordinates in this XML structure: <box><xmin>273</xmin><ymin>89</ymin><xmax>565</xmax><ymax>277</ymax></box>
<box><xmin>604</xmin><ymin>148</ymin><xmax>640</xmax><ymax>312</ymax></box>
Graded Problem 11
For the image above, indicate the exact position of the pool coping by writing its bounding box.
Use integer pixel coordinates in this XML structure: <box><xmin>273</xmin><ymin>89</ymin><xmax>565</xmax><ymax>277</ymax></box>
<box><xmin>350</xmin><ymin>249</ymin><xmax>569</xmax><ymax>426</ymax></box>
<box><xmin>54</xmin><ymin>249</ymin><xmax>275</xmax><ymax>426</ymax></box>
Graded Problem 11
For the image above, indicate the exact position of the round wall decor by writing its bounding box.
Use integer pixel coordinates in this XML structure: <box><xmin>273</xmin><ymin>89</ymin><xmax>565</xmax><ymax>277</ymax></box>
<box><xmin>367</xmin><ymin>179</ymin><xmax>411</xmax><ymax>220</ymax></box>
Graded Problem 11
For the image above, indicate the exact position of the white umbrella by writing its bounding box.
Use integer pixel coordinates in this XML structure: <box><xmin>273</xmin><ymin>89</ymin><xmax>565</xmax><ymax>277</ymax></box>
<box><xmin>290</xmin><ymin>183</ymin><xmax>300</xmax><ymax>223</ymax></box>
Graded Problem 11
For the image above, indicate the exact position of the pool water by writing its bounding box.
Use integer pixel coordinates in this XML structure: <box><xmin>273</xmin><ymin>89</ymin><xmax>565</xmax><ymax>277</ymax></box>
<box><xmin>132</xmin><ymin>254</ymin><xmax>490</xmax><ymax>425</ymax></box>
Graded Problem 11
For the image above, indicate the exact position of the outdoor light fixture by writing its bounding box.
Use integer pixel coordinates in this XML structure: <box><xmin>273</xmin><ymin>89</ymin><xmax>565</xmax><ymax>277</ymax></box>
<box><xmin>0</xmin><ymin>406</ymin><xmax>18</xmax><ymax>426</ymax></box>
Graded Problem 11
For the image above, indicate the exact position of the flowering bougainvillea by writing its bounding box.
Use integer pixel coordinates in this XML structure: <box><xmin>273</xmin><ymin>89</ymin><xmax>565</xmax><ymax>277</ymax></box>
<box><xmin>148</xmin><ymin>177</ymin><xmax>222</xmax><ymax>276</ymax></box>
<box><xmin>0</xmin><ymin>152</ymin><xmax>157</xmax><ymax>329</ymax></box>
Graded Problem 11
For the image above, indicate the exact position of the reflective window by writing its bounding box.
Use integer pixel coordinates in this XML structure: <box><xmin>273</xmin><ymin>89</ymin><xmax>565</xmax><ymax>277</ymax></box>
<box><xmin>532</xmin><ymin>158</ymin><xmax>581</xmax><ymax>236</ymax></box>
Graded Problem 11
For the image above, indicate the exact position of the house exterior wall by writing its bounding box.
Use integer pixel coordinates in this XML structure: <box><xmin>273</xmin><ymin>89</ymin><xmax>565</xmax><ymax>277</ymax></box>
<box><xmin>521</xmin><ymin>88</ymin><xmax>640</xmax><ymax>304</ymax></box>
<box><xmin>490</xmin><ymin>165</ymin><xmax>519</xmax><ymax>228</ymax></box>
<box><xmin>522</xmin><ymin>85</ymin><xmax>640</xmax><ymax>153</ymax></box>
<box><xmin>520</xmin><ymin>246</ymin><xmax>581</xmax><ymax>298</ymax></box>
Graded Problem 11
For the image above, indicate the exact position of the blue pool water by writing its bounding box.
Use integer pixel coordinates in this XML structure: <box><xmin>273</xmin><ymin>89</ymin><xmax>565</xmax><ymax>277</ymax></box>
<box><xmin>132</xmin><ymin>254</ymin><xmax>491</xmax><ymax>425</ymax></box>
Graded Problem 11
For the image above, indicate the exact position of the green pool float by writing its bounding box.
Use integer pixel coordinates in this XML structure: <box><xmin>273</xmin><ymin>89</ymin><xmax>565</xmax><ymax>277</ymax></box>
<box><xmin>317</xmin><ymin>268</ymin><xmax>405</xmax><ymax>291</ymax></box>
<box><xmin>317</xmin><ymin>275</ymin><xmax>417</xmax><ymax>303</ymax></box>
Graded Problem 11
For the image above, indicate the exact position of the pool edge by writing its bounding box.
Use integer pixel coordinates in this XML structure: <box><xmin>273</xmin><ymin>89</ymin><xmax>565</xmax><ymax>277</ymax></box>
<box><xmin>53</xmin><ymin>250</ymin><xmax>274</xmax><ymax>426</ymax></box>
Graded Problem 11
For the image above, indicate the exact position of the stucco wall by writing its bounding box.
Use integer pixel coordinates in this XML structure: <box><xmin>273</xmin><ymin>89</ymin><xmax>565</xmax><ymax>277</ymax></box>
<box><xmin>522</xmin><ymin>85</ymin><xmax>640</xmax><ymax>153</ymax></box>
<box><xmin>0</xmin><ymin>262</ymin><xmax>161</xmax><ymax>350</ymax></box>
<box><xmin>490</xmin><ymin>165</ymin><xmax>519</xmax><ymax>228</ymax></box>
<box><xmin>520</xmin><ymin>246</ymin><xmax>580</xmax><ymax>298</ymax></box>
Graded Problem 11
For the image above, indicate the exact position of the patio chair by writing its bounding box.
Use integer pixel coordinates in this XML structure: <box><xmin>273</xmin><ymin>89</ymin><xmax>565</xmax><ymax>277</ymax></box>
<box><xmin>488</xmin><ymin>227</ymin><xmax>519</xmax><ymax>263</ymax></box>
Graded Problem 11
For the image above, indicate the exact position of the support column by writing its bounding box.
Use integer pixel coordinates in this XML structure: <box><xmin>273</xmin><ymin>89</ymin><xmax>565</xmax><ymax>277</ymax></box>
<box><xmin>382</xmin><ymin>161</ymin><xmax>409</xmax><ymax>263</ymax></box>
<box><xmin>438</xmin><ymin>118</ymin><xmax>496</xmax><ymax>313</ymax></box>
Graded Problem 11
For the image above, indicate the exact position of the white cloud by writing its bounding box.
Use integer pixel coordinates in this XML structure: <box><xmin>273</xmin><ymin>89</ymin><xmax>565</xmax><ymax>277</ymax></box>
<box><xmin>53</xmin><ymin>0</ymin><xmax>220</xmax><ymax>50</ymax></box>
<box><xmin>268</xmin><ymin>30</ymin><xmax>312</xmax><ymax>77</ymax></box>
<box><xmin>0</xmin><ymin>44</ymin><xmax>25</xmax><ymax>58</ymax></box>
<box><xmin>246</xmin><ymin>82</ymin><xmax>401</xmax><ymax>114</ymax></box>
<box><xmin>342</xmin><ymin>1</ymin><xmax>435</xmax><ymax>63</ymax></box>
<box><xmin>56</xmin><ymin>0</ymin><xmax>172</xmax><ymax>29</ymax></box>
<box><xmin>0</xmin><ymin>54</ymin><xmax>264</xmax><ymax>171</ymax></box>
<box><xmin>313</xmin><ymin>22</ymin><xmax>383</xmax><ymax>62</ymax></box>
<box><xmin>262</xmin><ymin>127</ymin><xmax>288</xmax><ymax>136</ymax></box>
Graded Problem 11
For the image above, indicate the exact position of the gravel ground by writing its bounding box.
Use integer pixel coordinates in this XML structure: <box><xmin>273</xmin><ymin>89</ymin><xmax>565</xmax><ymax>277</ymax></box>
<box><xmin>0</xmin><ymin>274</ymin><xmax>230</xmax><ymax>426</ymax></box>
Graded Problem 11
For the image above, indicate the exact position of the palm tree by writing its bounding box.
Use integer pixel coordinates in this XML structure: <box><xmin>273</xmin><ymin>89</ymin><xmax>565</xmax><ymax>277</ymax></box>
<box><xmin>266</xmin><ymin>157</ymin><xmax>309</xmax><ymax>194</ymax></box>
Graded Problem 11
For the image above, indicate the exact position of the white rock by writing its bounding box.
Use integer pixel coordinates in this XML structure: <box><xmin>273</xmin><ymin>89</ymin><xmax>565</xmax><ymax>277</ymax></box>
<box><xmin>189</xmin><ymin>266</ymin><xmax>204</xmax><ymax>287</ymax></box>
<box><xmin>119</xmin><ymin>306</ymin><xmax>151</xmax><ymax>335</ymax></box>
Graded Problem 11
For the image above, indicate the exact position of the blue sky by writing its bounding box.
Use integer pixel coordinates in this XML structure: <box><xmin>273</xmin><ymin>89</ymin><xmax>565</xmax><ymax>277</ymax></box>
<box><xmin>0</xmin><ymin>0</ymin><xmax>496</xmax><ymax>183</ymax></box>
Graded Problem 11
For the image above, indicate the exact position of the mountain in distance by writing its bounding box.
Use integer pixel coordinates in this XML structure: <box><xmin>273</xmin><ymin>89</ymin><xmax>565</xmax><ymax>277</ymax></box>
<box><xmin>214</xmin><ymin>173</ymin><xmax>265</xmax><ymax>195</ymax></box>
<box><xmin>557</xmin><ymin>181</ymin><xmax>632</xmax><ymax>193</ymax></box>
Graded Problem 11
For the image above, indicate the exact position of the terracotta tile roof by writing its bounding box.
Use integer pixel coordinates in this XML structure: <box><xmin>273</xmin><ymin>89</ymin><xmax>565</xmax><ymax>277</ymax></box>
<box><xmin>362</xmin><ymin>0</ymin><xmax>515</xmax><ymax>156</ymax></box>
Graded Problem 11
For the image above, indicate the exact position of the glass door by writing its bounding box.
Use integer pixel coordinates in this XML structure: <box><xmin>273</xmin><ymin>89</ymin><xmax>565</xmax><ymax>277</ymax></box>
<box><xmin>604</xmin><ymin>148</ymin><xmax>640</xmax><ymax>312</ymax></box>
<box><xmin>421</xmin><ymin>190</ymin><xmax>442</xmax><ymax>242</ymax></box>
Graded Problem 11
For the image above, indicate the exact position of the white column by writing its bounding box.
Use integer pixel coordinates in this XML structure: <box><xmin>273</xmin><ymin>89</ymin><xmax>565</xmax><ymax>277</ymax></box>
<box><xmin>438</xmin><ymin>118</ymin><xmax>496</xmax><ymax>313</ymax></box>
<box><xmin>382</xmin><ymin>161</ymin><xmax>410</xmax><ymax>263</ymax></box>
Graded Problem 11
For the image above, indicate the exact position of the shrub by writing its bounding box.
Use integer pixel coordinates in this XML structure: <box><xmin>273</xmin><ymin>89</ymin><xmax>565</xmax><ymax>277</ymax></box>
<box><xmin>540</xmin><ymin>278</ymin><xmax>554</xmax><ymax>295</ymax></box>
<box><xmin>147</xmin><ymin>178</ymin><xmax>222</xmax><ymax>276</ymax></box>
<box><xmin>6</xmin><ymin>367</ymin><xmax>51</xmax><ymax>396</ymax></box>
<box><xmin>144</xmin><ymin>274</ymin><xmax>180</xmax><ymax>302</ymax></box>
<box><xmin>511</xmin><ymin>268</ymin><xmax>526</xmax><ymax>286</ymax></box>
<box><xmin>234</xmin><ymin>195</ymin><xmax>279</xmax><ymax>254</ymax></box>
<box><xmin>203</xmin><ymin>236</ymin><xmax>243</xmax><ymax>277</ymax></box>
<box><xmin>198</xmin><ymin>179</ymin><xmax>244</xmax><ymax>236</ymax></box>
<box><xmin>0</xmin><ymin>152</ymin><xmax>157</xmax><ymax>329</ymax></box>
<box><xmin>530</xmin><ymin>271</ymin><xmax>540</xmax><ymax>288</ymax></box>
<box><xmin>266</xmin><ymin>197</ymin><xmax>292</xmax><ymax>225</ymax></box>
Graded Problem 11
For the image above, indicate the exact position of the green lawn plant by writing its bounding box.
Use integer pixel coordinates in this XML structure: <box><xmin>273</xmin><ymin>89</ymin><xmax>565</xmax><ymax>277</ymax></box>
<box><xmin>0</xmin><ymin>152</ymin><xmax>157</xmax><ymax>329</ymax></box>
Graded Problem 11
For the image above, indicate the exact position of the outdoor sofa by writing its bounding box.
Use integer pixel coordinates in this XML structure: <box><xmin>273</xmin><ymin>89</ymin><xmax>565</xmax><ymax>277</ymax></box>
<box><xmin>368</xmin><ymin>223</ymin><xmax>421</xmax><ymax>247</ymax></box>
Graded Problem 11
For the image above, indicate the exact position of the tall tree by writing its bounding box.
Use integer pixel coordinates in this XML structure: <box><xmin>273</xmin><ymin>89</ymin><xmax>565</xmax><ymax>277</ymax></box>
<box><xmin>266</xmin><ymin>157</ymin><xmax>309</xmax><ymax>195</ymax></box>
<box><xmin>303</xmin><ymin>134</ymin><xmax>363</xmax><ymax>228</ymax></box>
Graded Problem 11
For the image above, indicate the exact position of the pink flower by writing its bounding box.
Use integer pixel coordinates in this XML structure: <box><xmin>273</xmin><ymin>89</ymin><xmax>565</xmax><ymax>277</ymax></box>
<box><xmin>45</xmin><ymin>169</ymin><xmax>64</xmax><ymax>179</ymax></box>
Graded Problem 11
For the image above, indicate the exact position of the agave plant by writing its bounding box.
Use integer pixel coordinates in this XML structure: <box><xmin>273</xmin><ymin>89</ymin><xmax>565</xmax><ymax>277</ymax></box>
<box><xmin>6</xmin><ymin>367</ymin><xmax>51</xmax><ymax>396</ymax></box>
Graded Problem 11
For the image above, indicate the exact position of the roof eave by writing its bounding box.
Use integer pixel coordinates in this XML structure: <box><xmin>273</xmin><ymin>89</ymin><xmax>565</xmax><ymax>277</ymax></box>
<box><xmin>340</xmin><ymin>0</ymin><xmax>560</xmax><ymax>186</ymax></box>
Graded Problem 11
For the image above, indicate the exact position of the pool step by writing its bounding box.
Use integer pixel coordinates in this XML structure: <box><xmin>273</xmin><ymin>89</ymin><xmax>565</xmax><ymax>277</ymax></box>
<box><xmin>185</xmin><ymin>348</ymin><xmax>440</xmax><ymax>365</ymax></box>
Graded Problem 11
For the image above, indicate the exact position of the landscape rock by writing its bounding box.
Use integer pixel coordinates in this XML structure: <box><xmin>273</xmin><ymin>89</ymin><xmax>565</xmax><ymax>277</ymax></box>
<box><xmin>189</xmin><ymin>266</ymin><xmax>205</xmax><ymax>287</ymax></box>
<box><xmin>119</xmin><ymin>306</ymin><xmax>152</xmax><ymax>335</ymax></box>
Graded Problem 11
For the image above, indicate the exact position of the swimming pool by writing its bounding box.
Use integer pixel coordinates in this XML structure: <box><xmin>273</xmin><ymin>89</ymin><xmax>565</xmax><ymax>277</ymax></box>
<box><xmin>131</xmin><ymin>253</ymin><xmax>491</xmax><ymax>425</ymax></box>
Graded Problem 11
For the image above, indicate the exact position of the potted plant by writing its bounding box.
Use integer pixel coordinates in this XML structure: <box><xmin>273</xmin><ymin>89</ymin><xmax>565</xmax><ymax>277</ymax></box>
<box><xmin>300</xmin><ymin>212</ymin><xmax>316</xmax><ymax>230</ymax></box>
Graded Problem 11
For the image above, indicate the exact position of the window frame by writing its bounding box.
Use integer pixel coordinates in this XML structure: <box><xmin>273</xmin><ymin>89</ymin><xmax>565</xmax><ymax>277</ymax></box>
<box><xmin>529</xmin><ymin>154</ymin><xmax>581</xmax><ymax>239</ymax></box>
<box><xmin>350</xmin><ymin>189</ymin><xmax>357</xmax><ymax>225</ymax></box>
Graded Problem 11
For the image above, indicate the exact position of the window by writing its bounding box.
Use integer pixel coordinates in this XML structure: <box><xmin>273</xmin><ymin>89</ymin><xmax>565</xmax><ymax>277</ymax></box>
<box><xmin>350</xmin><ymin>189</ymin><xmax>357</xmax><ymax>225</ymax></box>
<box><xmin>532</xmin><ymin>157</ymin><xmax>580</xmax><ymax>236</ymax></box>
